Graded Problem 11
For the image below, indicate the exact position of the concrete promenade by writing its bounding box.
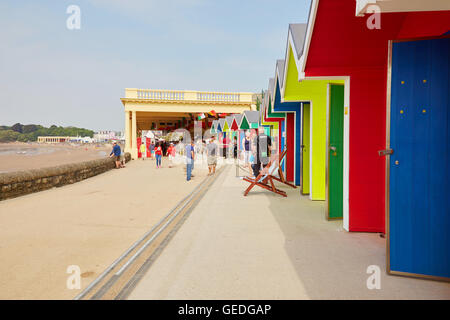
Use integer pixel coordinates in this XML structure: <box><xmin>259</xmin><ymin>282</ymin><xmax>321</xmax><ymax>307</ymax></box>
<box><xmin>129</xmin><ymin>165</ymin><xmax>450</xmax><ymax>300</ymax></box>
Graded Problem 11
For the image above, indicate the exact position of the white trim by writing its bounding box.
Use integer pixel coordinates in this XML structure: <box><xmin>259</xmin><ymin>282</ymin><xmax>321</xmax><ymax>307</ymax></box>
<box><xmin>343</xmin><ymin>77</ymin><xmax>350</xmax><ymax>231</ymax></box>
<box><xmin>355</xmin><ymin>0</ymin><xmax>450</xmax><ymax>16</ymax></box>
<box><xmin>299</xmin><ymin>0</ymin><xmax>319</xmax><ymax>77</ymax></box>
<box><xmin>355</xmin><ymin>0</ymin><xmax>377</xmax><ymax>16</ymax></box>
<box><xmin>281</xmin><ymin>35</ymin><xmax>303</xmax><ymax>99</ymax></box>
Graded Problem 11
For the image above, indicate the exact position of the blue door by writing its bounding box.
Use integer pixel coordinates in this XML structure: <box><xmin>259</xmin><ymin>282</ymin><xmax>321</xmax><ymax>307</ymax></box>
<box><xmin>389</xmin><ymin>37</ymin><xmax>450</xmax><ymax>279</ymax></box>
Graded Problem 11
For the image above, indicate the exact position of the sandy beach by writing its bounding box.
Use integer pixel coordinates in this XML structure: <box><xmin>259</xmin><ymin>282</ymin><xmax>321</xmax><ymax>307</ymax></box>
<box><xmin>0</xmin><ymin>142</ymin><xmax>114</xmax><ymax>173</ymax></box>
<box><xmin>0</xmin><ymin>155</ymin><xmax>213</xmax><ymax>299</ymax></box>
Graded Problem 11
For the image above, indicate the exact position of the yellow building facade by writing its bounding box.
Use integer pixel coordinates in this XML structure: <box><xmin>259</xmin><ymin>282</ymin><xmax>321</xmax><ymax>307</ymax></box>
<box><xmin>121</xmin><ymin>88</ymin><xmax>255</xmax><ymax>159</ymax></box>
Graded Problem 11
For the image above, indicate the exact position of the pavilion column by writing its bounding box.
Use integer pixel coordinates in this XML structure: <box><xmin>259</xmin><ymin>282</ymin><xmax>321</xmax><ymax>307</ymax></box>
<box><xmin>131</xmin><ymin>110</ymin><xmax>138</xmax><ymax>159</ymax></box>
<box><xmin>124</xmin><ymin>110</ymin><xmax>131</xmax><ymax>153</ymax></box>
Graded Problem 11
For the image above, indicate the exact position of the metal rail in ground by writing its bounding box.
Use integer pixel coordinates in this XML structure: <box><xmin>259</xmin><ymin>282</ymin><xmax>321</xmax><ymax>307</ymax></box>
<box><xmin>73</xmin><ymin>165</ymin><xmax>227</xmax><ymax>300</ymax></box>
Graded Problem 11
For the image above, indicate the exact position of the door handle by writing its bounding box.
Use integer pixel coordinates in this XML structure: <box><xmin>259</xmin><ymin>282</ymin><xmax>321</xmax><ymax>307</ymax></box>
<box><xmin>378</xmin><ymin>148</ymin><xmax>394</xmax><ymax>156</ymax></box>
<box><xmin>329</xmin><ymin>146</ymin><xmax>337</xmax><ymax>152</ymax></box>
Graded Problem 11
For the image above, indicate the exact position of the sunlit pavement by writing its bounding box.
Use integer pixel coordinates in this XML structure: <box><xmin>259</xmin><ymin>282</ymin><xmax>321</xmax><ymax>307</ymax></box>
<box><xmin>128</xmin><ymin>165</ymin><xmax>450</xmax><ymax>299</ymax></box>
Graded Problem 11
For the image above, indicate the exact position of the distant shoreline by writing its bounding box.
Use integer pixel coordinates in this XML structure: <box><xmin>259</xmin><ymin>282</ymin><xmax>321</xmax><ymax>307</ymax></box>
<box><xmin>0</xmin><ymin>142</ymin><xmax>117</xmax><ymax>173</ymax></box>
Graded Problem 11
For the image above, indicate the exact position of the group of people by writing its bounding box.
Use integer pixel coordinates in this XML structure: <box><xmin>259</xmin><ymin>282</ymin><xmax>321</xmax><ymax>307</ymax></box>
<box><xmin>137</xmin><ymin>139</ymin><xmax>200</xmax><ymax>182</ymax></box>
<box><xmin>186</xmin><ymin>137</ymin><xmax>219</xmax><ymax>181</ymax></box>
<box><xmin>110</xmin><ymin>128</ymin><xmax>272</xmax><ymax>180</ymax></box>
<box><xmin>139</xmin><ymin>140</ymin><xmax>177</xmax><ymax>168</ymax></box>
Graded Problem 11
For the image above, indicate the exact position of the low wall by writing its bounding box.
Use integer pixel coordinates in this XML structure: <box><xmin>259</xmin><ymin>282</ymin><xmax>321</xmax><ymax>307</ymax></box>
<box><xmin>0</xmin><ymin>153</ymin><xmax>131</xmax><ymax>201</ymax></box>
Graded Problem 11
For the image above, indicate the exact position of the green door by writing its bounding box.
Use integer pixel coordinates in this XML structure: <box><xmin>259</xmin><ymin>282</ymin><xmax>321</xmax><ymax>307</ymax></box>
<box><xmin>301</xmin><ymin>103</ymin><xmax>310</xmax><ymax>195</ymax></box>
<box><xmin>328</xmin><ymin>84</ymin><xmax>344</xmax><ymax>219</ymax></box>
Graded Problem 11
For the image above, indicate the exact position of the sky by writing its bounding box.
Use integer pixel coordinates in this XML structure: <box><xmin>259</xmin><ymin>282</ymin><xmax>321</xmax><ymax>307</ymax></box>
<box><xmin>0</xmin><ymin>0</ymin><xmax>311</xmax><ymax>131</ymax></box>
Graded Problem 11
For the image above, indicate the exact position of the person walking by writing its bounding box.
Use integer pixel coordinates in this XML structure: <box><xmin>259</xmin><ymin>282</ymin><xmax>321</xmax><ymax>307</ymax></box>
<box><xmin>222</xmin><ymin>135</ymin><xmax>227</xmax><ymax>158</ymax></box>
<box><xmin>207</xmin><ymin>136</ymin><xmax>218</xmax><ymax>175</ymax></box>
<box><xmin>242</xmin><ymin>130</ymin><xmax>252</xmax><ymax>173</ymax></box>
<box><xmin>186</xmin><ymin>140</ymin><xmax>195</xmax><ymax>181</ymax></box>
<box><xmin>139</xmin><ymin>142</ymin><xmax>146</xmax><ymax>160</ymax></box>
<box><xmin>109</xmin><ymin>141</ymin><xmax>122</xmax><ymax>169</ymax></box>
<box><xmin>149</xmin><ymin>141</ymin><xmax>155</xmax><ymax>159</ymax></box>
<box><xmin>154</xmin><ymin>142</ymin><xmax>163</xmax><ymax>168</ymax></box>
<box><xmin>251</xmin><ymin>127</ymin><xmax>272</xmax><ymax>177</ymax></box>
<box><xmin>166</xmin><ymin>142</ymin><xmax>176</xmax><ymax>168</ymax></box>
<box><xmin>233</xmin><ymin>136</ymin><xmax>238</xmax><ymax>159</ymax></box>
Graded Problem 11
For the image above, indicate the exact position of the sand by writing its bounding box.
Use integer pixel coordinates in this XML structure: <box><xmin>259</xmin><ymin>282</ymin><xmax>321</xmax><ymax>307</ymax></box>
<box><xmin>0</xmin><ymin>142</ymin><xmax>114</xmax><ymax>173</ymax></box>
<box><xmin>0</xmin><ymin>156</ymin><xmax>212</xmax><ymax>299</ymax></box>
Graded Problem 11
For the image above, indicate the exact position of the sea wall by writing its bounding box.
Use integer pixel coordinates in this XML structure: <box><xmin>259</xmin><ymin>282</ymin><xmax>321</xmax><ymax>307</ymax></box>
<box><xmin>0</xmin><ymin>153</ymin><xmax>131</xmax><ymax>201</ymax></box>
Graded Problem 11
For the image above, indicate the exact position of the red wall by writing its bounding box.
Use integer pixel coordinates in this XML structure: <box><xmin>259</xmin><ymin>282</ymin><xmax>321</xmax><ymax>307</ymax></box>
<box><xmin>305</xmin><ymin>0</ymin><xmax>450</xmax><ymax>232</ymax></box>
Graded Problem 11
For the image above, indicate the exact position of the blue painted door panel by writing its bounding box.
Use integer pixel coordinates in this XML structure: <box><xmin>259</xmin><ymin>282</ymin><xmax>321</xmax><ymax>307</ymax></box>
<box><xmin>389</xmin><ymin>38</ymin><xmax>450</xmax><ymax>278</ymax></box>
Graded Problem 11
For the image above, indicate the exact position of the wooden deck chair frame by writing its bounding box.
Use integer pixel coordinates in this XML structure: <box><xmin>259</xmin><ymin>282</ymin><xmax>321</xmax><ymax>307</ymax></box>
<box><xmin>273</xmin><ymin>149</ymin><xmax>297</xmax><ymax>189</ymax></box>
<box><xmin>243</xmin><ymin>158</ymin><xmax>287</xmax><ymax>197</ymax></box>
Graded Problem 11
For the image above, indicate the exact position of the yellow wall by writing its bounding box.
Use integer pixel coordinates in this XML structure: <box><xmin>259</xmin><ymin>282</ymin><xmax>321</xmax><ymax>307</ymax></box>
<box><xmin>283</xmin><ymin>46</ymin><xmax>344</xmax><ymax>200</ymax></box>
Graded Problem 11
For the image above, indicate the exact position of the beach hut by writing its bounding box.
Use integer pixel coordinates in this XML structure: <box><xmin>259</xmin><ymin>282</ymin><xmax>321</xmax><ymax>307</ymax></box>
<box><xmin>210</xmin><ymin>120</ymin><xmax>218</xmax><ymax>134</ymax></box>
<box><xmin>259</xmin><ymin>94</ymin><xmax>273</xmax><ymax>136</ymax></box>
<box><xmin>232</xmin><ymin>114</ymin><xmax>245</xmax><ymax>153</ymax></box>
<box><xmin>241</xmin><ymin>111</ymin><xmax>260</xmax><ymax>130</ymax></box>
<box><xmin>301</xmin><ymin>0</ymin><xmax>450</xmax><ymax>279</ymax></box>
<box><xmin>223</xmin><ymin>116</ymin><xmax>232</xmax><ymax>132</ymax></box>
<box><xmin>281</xmin><ymin>23</ymin><xmax>345</xmax><ymax>205</ymax></box>
<box><xmin>217</xmin><ymin>118</ymin><xmax>226</xmax><ymax>146</ymax></box>
<box><xmin>217</xmin><ymin>119</ymin><xmax>225</xmax><ymax>133</ymax></box>
<box><xmin>260</xmin><ymin>90</ymin><xmax>280</xmax><ymax>153</ymax></box>
<box><xmin>265</xmin><ymin>78</ymin><xmax>287</xmax><ymax>173</ymax></box>
<box><xmin>271</xmin><ymin>60</ymin><xmax>301</xmax><ymax>186</ymax></box>
<box><xmin>225</xmin><ymin>115</ymin><xmax>238</xmax><ymax>145</ymax></box>
<box><xmin>231</xmin><ymin>114</ymin><xmax>241</xmax><ymax>131</ymax></box>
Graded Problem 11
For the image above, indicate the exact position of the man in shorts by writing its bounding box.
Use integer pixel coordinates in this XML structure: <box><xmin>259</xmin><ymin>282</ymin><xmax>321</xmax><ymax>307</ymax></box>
<box><xmin>109</xmin><ymin>141</ymin><xmax>122</xmax><ymax>169</ymax></box>
<box><xmin>207</xmin><ymin>136</ymin><xmax>218</xmax><ymax>175</ymax></box>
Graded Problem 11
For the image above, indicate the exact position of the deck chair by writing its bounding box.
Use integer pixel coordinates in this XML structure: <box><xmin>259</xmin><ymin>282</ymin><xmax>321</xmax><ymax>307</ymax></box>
<box><xmin>242</xmin><ymin>154</ymin><xmax>287</xmax><ymax>197</ymax></box>
<box><xmin>273</xmin><ymin>149</ymin><xmax>297</xmax><ymax>189</ymax></box>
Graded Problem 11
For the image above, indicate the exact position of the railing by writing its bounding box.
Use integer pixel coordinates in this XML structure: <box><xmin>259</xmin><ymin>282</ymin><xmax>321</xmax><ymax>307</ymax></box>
<box><xmin>125</xmin><ymin>88</ymin><xmax>252</xmax><ymax>103</ymax></box>
<box><xmin>136</xmin><ymin>90</ymin><xmax>185</xmax><ymax>101</ymax></box>
<box><xmin>196</xmin><ymin>92</ymin><xmax>240</xmax><ymax>102</ymax></box>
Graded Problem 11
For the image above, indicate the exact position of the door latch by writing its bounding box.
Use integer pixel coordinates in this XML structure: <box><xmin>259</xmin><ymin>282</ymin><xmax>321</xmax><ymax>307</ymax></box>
<box><xmin>378</xmin><ymin>148</ymin><xmax>394</xmax><ymax>156</ymax></box>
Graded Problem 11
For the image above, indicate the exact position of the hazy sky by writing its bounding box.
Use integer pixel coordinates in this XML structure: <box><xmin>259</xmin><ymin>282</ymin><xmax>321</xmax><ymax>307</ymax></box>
<box><xmin>0</xmin><ymin>0</ymin><xmax>310</xmax><ymax>131</ymax></box>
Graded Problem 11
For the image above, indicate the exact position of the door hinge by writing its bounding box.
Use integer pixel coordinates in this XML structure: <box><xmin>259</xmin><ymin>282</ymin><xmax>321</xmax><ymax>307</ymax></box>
<box><xmin>378</xmin><ymin>148</ymin><xmax>394</xmax><ymax>156</ymax></box>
